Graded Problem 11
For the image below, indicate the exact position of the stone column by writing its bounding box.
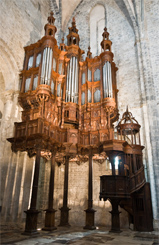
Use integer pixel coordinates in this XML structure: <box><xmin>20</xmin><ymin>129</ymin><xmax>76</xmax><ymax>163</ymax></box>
<box><xmin>84</xmin><ymin>148</ymin><xmax>96</xmax><ymax>230</ymax></box>
<box><xmin>43</xmin><ymin>151</ymin><xmax>57</xmax><ymax>231</ymax></box>
<box><xmin>109</xmin><ymin>199</ymin><xmax>121</xmax><ymax>233</ymax></box>
<box><xmin>59</xmin><ymin>155</ymin><xmax>70</xmax><ymax>226</ymax></box>
<box><xmin>23</xmin><ymin>148</ymin><xmax>41</xmax><ymax>235</ymax></box>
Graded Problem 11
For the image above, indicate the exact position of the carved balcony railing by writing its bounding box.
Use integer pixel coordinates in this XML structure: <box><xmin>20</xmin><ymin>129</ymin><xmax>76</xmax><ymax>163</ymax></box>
<box><xmin>14</xmin><ymin>118</ymin><xmax>67</xmax><ymax>143</ymax></box>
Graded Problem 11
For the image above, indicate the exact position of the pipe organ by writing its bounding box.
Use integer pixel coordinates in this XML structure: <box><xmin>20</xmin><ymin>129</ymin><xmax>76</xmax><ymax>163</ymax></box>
<box><xmin>8</xmin><ymin>12</ymin><xmax>153</xmax><ymax>234</ymax></box>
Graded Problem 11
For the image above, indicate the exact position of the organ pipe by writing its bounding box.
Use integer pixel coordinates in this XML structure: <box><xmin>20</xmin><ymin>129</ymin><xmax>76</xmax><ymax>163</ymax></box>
<box><xmin>109</xmin><ymin>62</ymin><xmax>112</xmax><ymax>97</ymax></box>
<box><xmin>66</xmin><ymin>63</ymin><xmax>69</xmax><ymax>102</ymax></box>
<box><xmin>45</xmin><ymin>47</ymin><xmax>50</xmax><ymax>83</ymax></box>
<box><xmin>106</xmin><ymin>62</ymin><xmax>108</xmax><ymax>97</ymax></box>
<box><xmin>68</xmin><ymin>57</ymin><xmax>72</xmax><ymax>102</ymax></box>
<box><xmin>41</xmin><ymin>48</ymin><xmax>47</xmax><ymax>83</ymax></box>
<box><xmin>48</xmin><ymin>49</ymin><xmax>53</xmax><ymax>85</ymax></box>
<box><xmin>44</xmin><ymin>48</ymin><xmax>48</xmax><ymax>83</ymax></box>
<box><xmin>108</xmin><ymin>62</ymin><xmax>112</xmax><ymax>97</ymax></box>
<box><xmin>103</xmin><ymin>63</ymin><xmax>106</xmax><ymax>98</ymax></box>
<box><xmin>107</xmin><ymin>61</ymin><xmax>110</xmax><ymax>97</ymax></box>
<box><xmin>110</xmin><ymin>63</ymin><xmax>112</xmax><ymax>97</ymax></box>
<box><xmin>71</xmin><ymin>57</ymin><xmax>75</xmax><ymax>102</ymax></box>
<box><xmin>75</xmin><ymin>58</ymin><xmax>78</xmax><ymax>103</ymax></box>
<box><xmin>103</xmin><ymin>61</ymin><xmax>113</xmax><ymax>98</ymax></box>
<box><xmin>74</xmin><ymin>58</ymin><xmax>77</xmax><ymax>96</ymax></box>
<box><xmin>65</xmin><ymin>56</ymin><xmax>79</xmax><ymax>104</ymax></box>
<box><xmin>41</xmin><ymin>47</ymin><xmax>53</xmax><ymax>85</ymax></box>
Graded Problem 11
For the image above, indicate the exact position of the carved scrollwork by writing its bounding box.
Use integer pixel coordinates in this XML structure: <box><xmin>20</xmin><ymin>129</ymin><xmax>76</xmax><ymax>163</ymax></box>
<box><xmin>70</xmin><ymin>133</ymin><xmax>76</xmax><ymax>137</ymax></box>
<box><xmin>41</xmin><ymin>150</ymin><xmax>52</xmax><ymax>161</ymax></box>
<box><xmin>37</xmin><ymin>94</ymin><xmax>49</xmax><ymax>102</ymax></box>
<box><xmin>79</xmin><ymin>155</ymin><xmax>89</xmax><ymax>163</ymax></box>
<box><xmin>28</xmin><ymin>148</ymin><xmax>36</xmax><ymax>158</ymax></box>
<box><xmin>93</xmin><ymin>152</ymin><xmax>107</xmax><ymax>164</ymax></box>
<box><xmin>55</xmin><ymin>152</ymin><xmax>65</xmax><ymax>166</ymax></box>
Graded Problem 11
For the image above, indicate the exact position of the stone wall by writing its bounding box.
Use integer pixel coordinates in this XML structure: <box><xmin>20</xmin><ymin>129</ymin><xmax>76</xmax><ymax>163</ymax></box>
<box><xmin>0</xmin><ymin>0</ymin><xmax>50</xmax><ymax>222</ymax></box>
<box><xmin>36</xmin><ymin>159</ymin><xmax>128</xmax><ymax>228</ymax></box>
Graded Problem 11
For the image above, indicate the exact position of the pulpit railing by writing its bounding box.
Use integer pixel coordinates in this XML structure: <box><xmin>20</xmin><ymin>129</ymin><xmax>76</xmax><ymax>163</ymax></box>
<box><xmin>129</xmin><ymin>166</ymin><xmax>145</xmax><ymax>193</ymax></box>
<box><xmin>100</xmin><ymin>165</ymin><xmax>146</xmax><ymax>200</ymax></box>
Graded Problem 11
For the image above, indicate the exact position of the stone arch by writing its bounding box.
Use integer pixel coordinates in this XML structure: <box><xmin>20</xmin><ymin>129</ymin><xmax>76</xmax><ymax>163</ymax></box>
<box><xmin>0</xmin><ymin>39</ymin><xmax>19</xmax><ymax>92</ymax></box>
<box><xmin>90</xmin><ymin>4</ymin><xmax>105</xmax><ymax>56</ymax></box>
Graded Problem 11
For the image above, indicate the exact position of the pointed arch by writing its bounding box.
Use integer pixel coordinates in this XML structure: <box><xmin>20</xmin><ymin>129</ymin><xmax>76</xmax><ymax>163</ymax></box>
<box><xmin>90</xmin><ymin>4</ymin><xmax>106</xmax><ymax>56</ymax></box>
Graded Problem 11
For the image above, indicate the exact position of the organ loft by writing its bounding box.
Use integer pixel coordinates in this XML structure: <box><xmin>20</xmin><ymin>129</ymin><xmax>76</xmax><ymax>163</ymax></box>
<box><xmin>8</xmin><ymin>12</ymin><xmax>153</xmax><ymax>234</ymax></box>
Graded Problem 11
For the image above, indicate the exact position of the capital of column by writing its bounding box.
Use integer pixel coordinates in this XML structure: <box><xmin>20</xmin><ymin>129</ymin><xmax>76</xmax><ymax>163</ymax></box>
<box><xmin>3</xmin><ymin>90</ymin><xmax>15</xmax><ymax>103</ymax></box>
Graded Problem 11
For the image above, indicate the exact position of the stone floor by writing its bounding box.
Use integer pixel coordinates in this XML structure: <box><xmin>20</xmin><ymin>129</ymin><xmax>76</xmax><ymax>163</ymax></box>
<box><xmin>0</xmin><ymin>223</ymin><xmax>159</xmax><ymax>245</ymax></box>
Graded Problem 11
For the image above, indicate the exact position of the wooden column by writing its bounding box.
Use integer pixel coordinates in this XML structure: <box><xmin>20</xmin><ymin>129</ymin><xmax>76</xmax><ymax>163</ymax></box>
<box><xmin>43</xmin><ymin>151</ymin><xmax>57</xmax><ymax>231</ymax></box>
<box><xmin>59</xmin><ymin>155</ymin><xmax>70</xmax><ymax>226</ymax></box>
<box><xmin>118</xmin><ymin>155</ymin><xmax>125</xmax><ymax>176</ymax></box>
<box><xmin>109</xmin><ymin>154</ymin><xmax>115</xmax><ymax>175</ymax></box>
<box><xmin>133</xmin><ymin>154</ymin><xmax>137</xmax><ymax>173</ymax></box>
<box><xmin>84</xmin><ymin>147</ymin><xmax>96</xmax><ymax>230</ymax></box>
<box><xmin>23</xmin><ymin>148</ymin><xmax>41</xmax><ymax>235</ymax></box>
<box><xmin>109</xmin><ymin>199</ymin><xmax>121</xmax><ymax>233</ymax></box>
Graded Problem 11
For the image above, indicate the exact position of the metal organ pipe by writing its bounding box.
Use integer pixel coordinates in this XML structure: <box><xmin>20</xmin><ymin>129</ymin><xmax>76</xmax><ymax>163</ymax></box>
<box><xmin>71</xmin><ymin>57</ymin><xmax>75</xmax><ymax>102</ymax></box>
<box><xmin>107</xmin><ymin>62</ymin><xmax>112</xmax><ymax>97</ymax></box>
<box><xmin>104</xmin><ymin>62</ymin><xmax>106</xmax><ymax>98</ymax></box>
<box><xmin>43</xmin><ymin>47</ymin><xmax>48</xmax><ymax>84</ymax></box>
<box><xmin>74</xmin><ymin>58</ymin><xmax>77</xmax><ymax>99</ymax></box>
<box><xmin>103</xmin><ymin>61</ymin><xmax>113</xmax><ymax>98</ymax></box>
<box><xmin>106</xmin><ymin>62</ymin><xmax>108</xmax><ymax>97</ymax></box>
<box><xmin>103</xmin><ymin>63</ymin><xmax>106</xmax><ymax>98</ymax></box>
<box><xmin>68</xmin><ymin>57</ymin><xmax>72</xmax><ymax>102</ymax></box>
<box><xmin>109</xmin><ymin>62</ymin><xmax>112</xmax><ymax>97</ymax></box>
<box><xmin>107</xmin><ymin>61</ymin><xmax>110</xmax><ymax>97</ymax></box>
<box><xmin>105</xmin><ymin>63</ymin><xmax>107</xmax><ymax>98</ymax></box>
<box><xmin>41</xmin><ymin>48</ymin><xmax>47</xmax><ymax>83</ymax></box>
<box><xmin>110</xmin><ymin>63</ymin><xmax>112</xmax><ymax>97</ymax></box>
<box><xmin>75</xmin><ymin>57</ymin><xmax>78</xmax><ymax>103</ymax></box>
<box><xmin>45</xmin><ymin>47</ymin><xmax>50</xmax><ymax>84</ymax></box>
<box><xmin>65</xmin><ymin>56</ymin><xmax>78</xmax><ymax>104</ymax></box>
<box><xmin>66</xmin><ymin>63</ymin><xmax>69</xmax><ymax>102</ymax></box>
<box><xmin>48</xmin><ymin>49</ymin><xmax>53</xmax><ymax>85</ymax></box>
<box><xmin>41</xmin><ymin>47</ymin><xmax>53</xmax><ymax>85</ymax></box>
<box><xmin>102</xmin><ymin>65</ymin><xmax>104</xmax><ymax>98</ymax></box>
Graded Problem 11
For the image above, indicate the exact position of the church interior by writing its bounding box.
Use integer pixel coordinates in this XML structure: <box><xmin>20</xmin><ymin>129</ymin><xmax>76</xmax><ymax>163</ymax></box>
<box><xmin>0</xmin><ymin>0</ymin><xmax>159</xmax><ymax>244</ymax></box>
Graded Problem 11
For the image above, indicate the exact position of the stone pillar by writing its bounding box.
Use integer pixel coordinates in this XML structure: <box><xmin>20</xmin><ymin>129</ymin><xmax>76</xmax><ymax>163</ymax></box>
<box><xmin>43</xmin><ymin>151</ymin><xmax>57</xmax><ymax>231</ymax></box>
<box><xmin>2</xmin><ymin>90</ymin><xmax>14</xmax><ymax>121</ymax></box>
<box><xmin>1</xmin><ymin>90</ymin><xmax>22</xmax><ymax>218</ymax></box>
<box><xmin>23</xmin><ymin>148</ymin><xmax>41</xmax><ymax>235</ymax></box>
<box><xmin>84</xmin><ymin>148</ymin><xmax>96</xmax><ymax>230</ymax></box>
<box><xmin>109</xmin><ymin>199</ymin><xmax>121</xmax><ymax>233</ymax></box>
<box><xmin>59</xmin><ymin>155</ymin><xmax>70</xmax><ymax>226</ymax></box>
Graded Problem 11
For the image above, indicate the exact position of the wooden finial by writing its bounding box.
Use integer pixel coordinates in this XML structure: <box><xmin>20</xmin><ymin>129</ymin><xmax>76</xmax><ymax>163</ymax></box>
<box><xmin>72</xmin><ymin>17</ymin><xmax>75</xmax><ymax>23</ymax></box>
<box><xmin>48</xmin><ymin>11</ymin><xmax>55</xmax><ymax>25</ymax></box>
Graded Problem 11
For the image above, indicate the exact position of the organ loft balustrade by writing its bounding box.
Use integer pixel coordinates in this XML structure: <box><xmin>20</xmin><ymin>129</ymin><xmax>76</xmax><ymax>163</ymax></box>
<box><xmin>8</xmin><ymin>12</ymin><xmax>153</xmax><ymax>234</ymax></box>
